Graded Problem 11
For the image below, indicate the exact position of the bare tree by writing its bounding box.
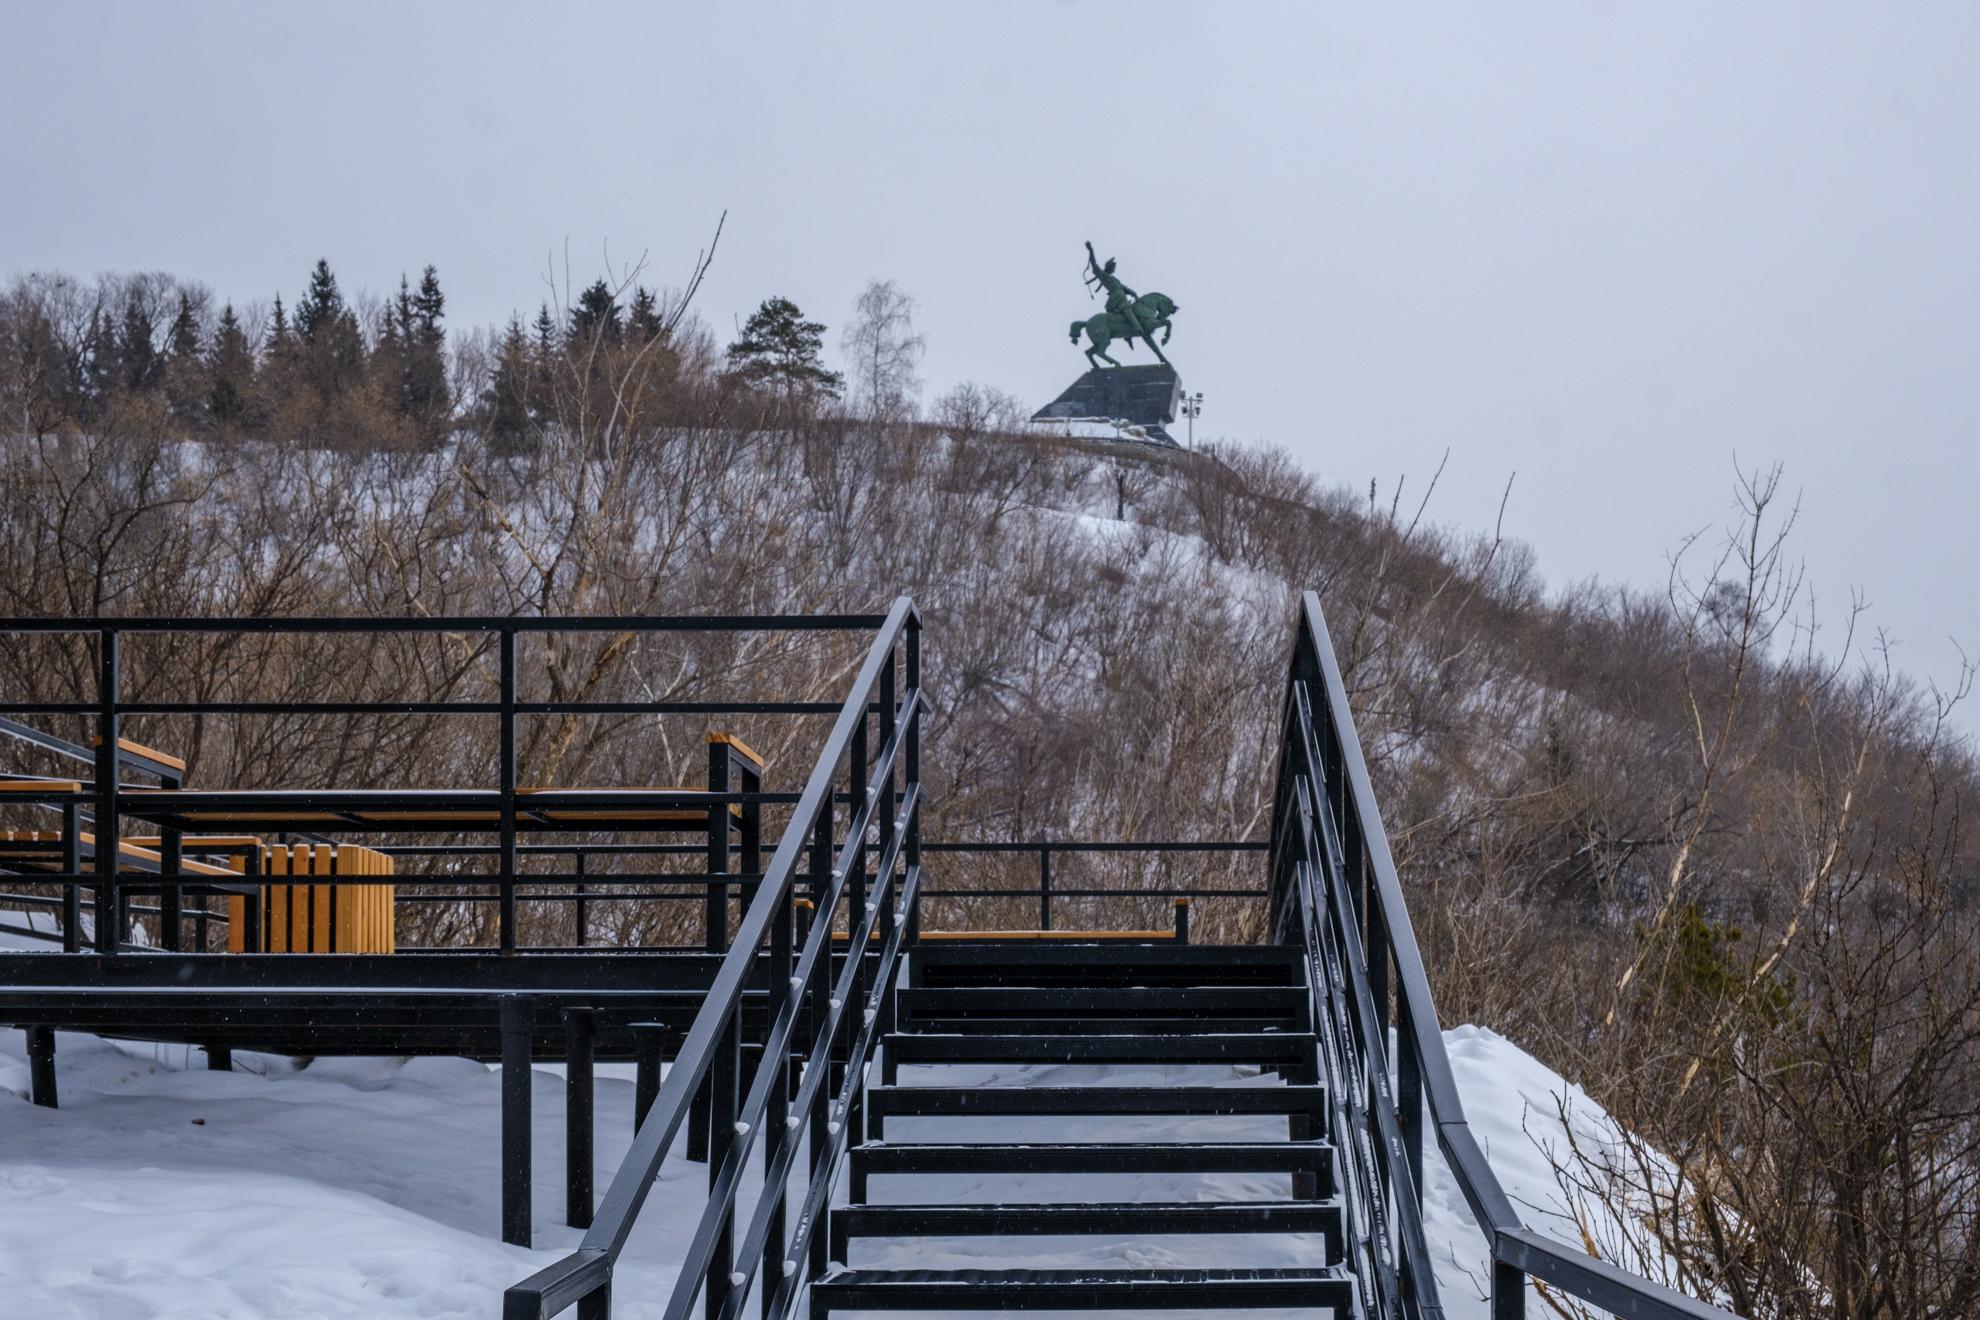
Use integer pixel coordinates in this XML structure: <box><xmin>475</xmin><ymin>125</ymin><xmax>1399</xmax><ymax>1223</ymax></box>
<box><xmin>842</xmin><ymin>278</ymin><xmax>925</xmax><ymax>423</ymax></box>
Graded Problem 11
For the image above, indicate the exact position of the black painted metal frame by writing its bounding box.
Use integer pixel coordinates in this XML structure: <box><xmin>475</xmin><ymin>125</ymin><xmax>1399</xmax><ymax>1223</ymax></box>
<box><xmin>0</xmin><ymin>612</ymin><xmax>881</xmax><ymax>957</ymax></box>
<box><xmin>506</xmin><ymin>597</ymin><xmax>924</xmax><ymax>1320</ymax></box>
<box><xmin>1270</xmin><ymin>590</ymin><xmax>1738</xmax><ymax>1320</ymax></box>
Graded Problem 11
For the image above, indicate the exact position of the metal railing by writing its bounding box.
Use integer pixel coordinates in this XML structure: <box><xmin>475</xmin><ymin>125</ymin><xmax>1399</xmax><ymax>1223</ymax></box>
<box><xmin>504</xmin><ymin>597</ymin><xmax>923</xmax><ymax>1320</ymax></box>
<box><xmin>1271</xmin><ymin>590</ymin><xmax>1739</xmax><ymax>1320</ymax></box>
<box><xmin>0</xmin><ymin>614</ymin><xmax>881</xmax><ymax>956</ymax></box>
<box><xmin>917</xmin><ymin>838</ymin><xmax>1266</xmax><ymax>935</ymax></box>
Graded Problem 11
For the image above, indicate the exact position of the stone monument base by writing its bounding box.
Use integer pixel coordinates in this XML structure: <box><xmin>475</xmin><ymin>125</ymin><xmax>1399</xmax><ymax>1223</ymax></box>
<box><xmin>1032</xmin><ymin>363</ymin><xmax>1182</xmax><ymax>447</ymax></box>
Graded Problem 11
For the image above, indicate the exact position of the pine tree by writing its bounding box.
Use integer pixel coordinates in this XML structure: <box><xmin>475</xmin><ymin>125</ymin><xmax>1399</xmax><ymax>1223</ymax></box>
<box><xmin>118</xmin><ymin>292</ymin><xmax>162</xmax><ymax>393</ymax></box>
<box><xmin>725</xmin><ymin>296</ymin><xmax>843</xmax><ymax>402</ymax></box>
<box><xmin>267</xmin><ymin>295</ymin><xmax>293</xmax><ymax>358</ymax></box>
<box><xmin>628</xmin><ymin>287</ymin><xmax>664</xmax><ymax>343</ymax></box>
<box><xmin>569</xmin><ymin>279</ymin><xmax>622</xmax><ymax>344</ymax></box>
<box><xmin>295</xmin><ymin>259</ymin><xmax>345</xmax><ymax>344</ymax></box>
<box><xmin>485</xmin><ymin>313</ymin><xmax>535</xmax><ymax>452</ymax></box>
<box><xmin>403</xmin><ymin>265</ymin><xmax>450</xmax><ymax>437</ymax></box>
<box><xmin>207</xmin><ymin>303</ymin><xmax>255</xmax><ymax>429</ymax></box>
<box><xmin>166</xmin><ymin>293</ymin><xmax>201</xmax><ymax>361</ymax></box>
<box><xmin>533</xmin><ymin>303</ymin><xmax>558</xmax><ymax>361</ymax></box>
<box><xmin>164</xmin><ymin>292</ymin><xmax>209</xmax><ymax>428</ymax></box>
<box><xmin>82</xmin><ymin>307</ymin><xmax>118</xmax><ymax>416</ymax></box>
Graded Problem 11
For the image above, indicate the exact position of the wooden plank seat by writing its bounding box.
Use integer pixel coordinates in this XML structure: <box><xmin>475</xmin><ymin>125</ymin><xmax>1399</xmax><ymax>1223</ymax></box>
<box><xmin>110</xmin><ymin>787</ymin><xmax>744</xmax><ymax>833</ymax></box>
<box><xmin>0</xmin><ymin>829</ymin><xmax>242</xmax><ymax>879</ymax></box>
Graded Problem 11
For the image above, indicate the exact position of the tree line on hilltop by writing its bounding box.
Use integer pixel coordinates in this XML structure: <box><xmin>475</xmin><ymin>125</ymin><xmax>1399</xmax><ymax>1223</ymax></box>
<box><xmin>0</xmin><ymin>251</ymin><xmax>931</xmax><ymax>454</ymax></box>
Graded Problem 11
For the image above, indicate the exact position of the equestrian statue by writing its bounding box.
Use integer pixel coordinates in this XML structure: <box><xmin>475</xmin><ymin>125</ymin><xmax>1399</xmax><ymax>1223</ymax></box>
<box><xmin>1070</xmin><ymin>241</ymin><xmax>1180</xmax><ymax>369</ymax></box>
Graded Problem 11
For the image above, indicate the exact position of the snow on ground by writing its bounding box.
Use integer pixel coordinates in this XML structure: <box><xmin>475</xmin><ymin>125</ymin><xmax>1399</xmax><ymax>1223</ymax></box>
<box><xmin>0</xmin><ymin>954</ymin><xmax>1651</xmax><ymax>1319</ymax></box>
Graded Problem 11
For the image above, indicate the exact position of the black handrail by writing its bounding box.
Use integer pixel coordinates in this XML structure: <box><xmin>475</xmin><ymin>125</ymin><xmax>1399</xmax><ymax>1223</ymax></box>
<box><xmin>1271</xmin><ymin>591</ymin><xmax>1740</xmax><ymax>1320</ymax></box>
<box><xmin>504</xmin><ymin>597</ymin><xmax>923</xmax><ymax>1320</ymax></box>
<box><xmin>0</xmin><ymin>614</ymin><xmax>875</xmax><ymax>955</ymax></box>
<box><xmin>919</xmin><ymin>839</ymin><xmax>1266</xmax><ymax>931</ymax></box>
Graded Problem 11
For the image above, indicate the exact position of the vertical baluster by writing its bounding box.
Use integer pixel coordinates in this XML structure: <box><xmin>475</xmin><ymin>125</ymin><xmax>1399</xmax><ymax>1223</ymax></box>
<box><xmin>707</xmin><ymin>738</ymin><xmax>731</xmax><ymax>953</ymax></box>
<box><xmin>498</xmin><ymin>627</ymin><xmax>518</xmax><ymax>955</ymax></box>
<box><xmin>705</xmin><ymin>1006</ymin><xmax>739</xmax><ymax>1320</ymax></box>
<box><xmin>761</xmin><ymin>860</ymin><xmax>794</xmax><ymax>1317</ymax></box>
<box><xmin>93</xmin><ymin>629</ymin><xmax>119</xmax><ymax>956</ymax></box>
<box><xmin>61</xmin><ymin>802</ymin><xmax>80</xmax><ymax>953</ymax></box>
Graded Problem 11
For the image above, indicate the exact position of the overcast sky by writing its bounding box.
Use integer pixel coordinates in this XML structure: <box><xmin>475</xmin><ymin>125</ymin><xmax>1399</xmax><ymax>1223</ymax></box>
<box><xmin>5</xmin><ymin>2</ymin><xmax>1976</xmax><ymax>718</ymax></box>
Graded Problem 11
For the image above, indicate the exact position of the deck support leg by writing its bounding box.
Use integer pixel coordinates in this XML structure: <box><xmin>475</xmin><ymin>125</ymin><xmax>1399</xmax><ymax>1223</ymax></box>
<box><xmin>500</xmin><ymin>995</ymin><xmax>534</xmax><ymax>1247</ymax></box>
<box><xmin>1492</xmin><ymin>1260</ymin><xmax>1526</xmax><ymax>1320</ymax></box>
<box><xmin>631</xmin><ymin>1021</ymin><xmax>665</xmax><ymax>1135</ymax></box>
<box><xmin>205</xmin><ymin>1045</ymin><xmax>232</xmax><ymax>1072</ymax></box>
<box><xmin>564</xmin><ymin>1009</ymin><xmax>594</xmax><ymax>1229</ymax></box>
<box><xmin>24</xmin><ymin>1027</ymin><xmax>55</xmax><ymax>1108</ymax></box>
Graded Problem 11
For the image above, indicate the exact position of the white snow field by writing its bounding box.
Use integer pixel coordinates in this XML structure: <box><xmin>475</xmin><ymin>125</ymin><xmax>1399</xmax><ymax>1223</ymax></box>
<box><xmin>0</xmin><ymin>953</ymin><xmax>1643</xmax><ymax>1319</ymax></box>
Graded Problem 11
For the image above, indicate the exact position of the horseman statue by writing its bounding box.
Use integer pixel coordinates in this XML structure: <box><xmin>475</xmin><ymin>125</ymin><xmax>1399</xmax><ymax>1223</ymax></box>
<box><xmin>1071</xmin><ymin>241</ymin><xmax>1179</xmax><ymax>369</ymax></box>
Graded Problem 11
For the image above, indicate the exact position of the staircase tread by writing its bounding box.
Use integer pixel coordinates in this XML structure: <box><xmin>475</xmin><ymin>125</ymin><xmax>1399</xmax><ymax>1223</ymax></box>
<box><xmin>814</xmin><ymin>1265</ymin><xmax>1352</xmax><ymax>1284</ymax></box>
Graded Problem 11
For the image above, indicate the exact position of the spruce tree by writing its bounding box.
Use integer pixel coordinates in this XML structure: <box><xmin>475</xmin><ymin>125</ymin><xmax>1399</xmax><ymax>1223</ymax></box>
<box><xmin>533</xmin><ymin>303</ymin><xmax>558</xmax><ymax>361</ymax></box>
<box><xmin>725</xmin><ymin>296</ymin><xmax>843</xmax><ymax>401</ymax></box>
<box><xmin>485</xmin><ymin>314</ymin><xmax>534</xmax><ymax>452</ymax></box>
<box><xmin>628</xmin><ymin>287</ymin><xmax>663</xmax><ymax>343</ymax></box>
<box><xmin>404</xmin><ymin>265</ymin><xmax>450</xmax><ymax>436</ymax></box>
<box><xmin>164</xmin><ymin>292</ymin><xmax>208</xmax><ymax>428</ymax></box>
<box><xmin>207</xmin><ymin>303</ymin><xmax>255</xmax><ymax>429</ymax></box>
<box><xmin>118</xmin><ymin>292</ymin><xmax>161</xmax><ymax>393</ymax></box>
<box><xmin>295</xmin><ymin>259</ymin><xmax>345</xmax><ymax>344</ymax></box>
<box><xmin>570</xmin><ymin>279</ymin><xmax>622</xmax><ymax>344</ymax></box>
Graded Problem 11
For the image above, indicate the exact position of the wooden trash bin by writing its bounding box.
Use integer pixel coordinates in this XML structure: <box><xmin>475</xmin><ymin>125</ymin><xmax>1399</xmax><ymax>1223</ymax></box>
<box><xmin>226</xmin><ymin>843</ymin><xmax>395</xmax><ymax>953</ymax></box>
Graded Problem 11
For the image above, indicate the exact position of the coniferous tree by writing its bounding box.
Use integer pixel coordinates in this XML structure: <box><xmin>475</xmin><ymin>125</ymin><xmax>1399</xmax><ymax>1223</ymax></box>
<box><xmin>207</xmin><ymin>303</ymin><xmax>255</xmax><ymax>430</ymax></box>
<box><xmin>569</xmin><ymin>279</ymin><xmax>622</xmax><ymax>344</ymax></box>
<box><xmin>485</xmin><ymin>314</ymin><xmax>535</xmax><ymax>452</ymax></box>
<box><xmin>164</xmin><ymin>292</ymin><xmax>209</xmax><ymax>427</ymax></box>
<box><xmin>295</xmin><ymin>259</ymin><xmax>345</xmax><ymax>344</ymax></box>
<box><xmin>118</xmin><ymin>292</ymin><xmax>161</xmax><ymax>394</ymax></box>
<box><xmin>266</xmin><ymin>295</ymin><xmax>293</xmax><ymax>359</ymax></box>
<box><xmin>533</xmin><ymin>303</ymin><xmax>558</xmax><ymax>357</ymax></box>
<box><xmin>628</xmin><ymin>287</ymin><xmax>664</xmax><ymax>343</ymax></box>
<box><xmin>82</xmin><ymin>307</ymin><xmax>118</xmax><ymax>413</ymax></box>
<box><xmin>403</xmin><ymin>265</ymin><xmax>450</xmax><ymax>437</ymax></box>
<box><xmin>725</xmin><ymin>296</ymin><xmax>842</xmax><ymax>403</ymax></box>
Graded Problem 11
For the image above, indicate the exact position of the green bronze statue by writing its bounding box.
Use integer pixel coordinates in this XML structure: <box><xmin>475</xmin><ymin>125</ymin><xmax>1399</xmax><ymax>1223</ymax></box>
<box><xmin>1071</xmin><ymin>241</ymin><xmax>1179</xmax><ymax>369</ymax></box>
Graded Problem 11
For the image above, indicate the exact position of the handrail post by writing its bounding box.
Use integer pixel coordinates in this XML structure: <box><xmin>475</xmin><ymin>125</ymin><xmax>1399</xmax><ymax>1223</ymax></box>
<box><xmin>707</xmin><ymin>739</ymin><xmax>731</xmax><ymax>953</ymax></box>
<box><xmin>61</xmin><ymin>801</ymin><xmax>80</xmax><ymax>953</ymax></box>
<box><xmin>499</xmin><ymin>626</ymin><xmax>518</xmax><ymax>955</ymax></box>
<box><xmin>1038</xmin><ymin>843</ymin><xmax>1052</xmax><ymax>931</ymax></box>
<box><xmin>573</xmin><ymin>849</ymin><xmax>588</xmax><ymax>948</ymax></box>
<box><xmin>904</xmin><ymin>620</ymin><xmax>921</xmax><ymax>947</ymax></box>
<box><xmin>93</xmin><ymin>628</ymin><xmax>119</xmax><ymax>956</ymax></box>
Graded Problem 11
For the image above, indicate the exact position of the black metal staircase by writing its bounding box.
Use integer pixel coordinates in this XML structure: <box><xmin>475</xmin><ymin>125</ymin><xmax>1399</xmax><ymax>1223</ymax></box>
<box><xmin>811</xmin><ymin>939</ymin><xmax>1353</xmax><ymax>1315</ymax></box>
<box><xmin>504</xmin><ymin>592</ymin><xmax>1743</xmax><ymax>1320</ymax></box>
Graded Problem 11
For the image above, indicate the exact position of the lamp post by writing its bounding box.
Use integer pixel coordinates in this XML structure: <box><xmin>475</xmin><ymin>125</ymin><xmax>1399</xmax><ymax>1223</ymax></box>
<box><xmin>1180</xmin><ymin>391</ymin><xmax>1204</xmax><ymax>449</ymax></box>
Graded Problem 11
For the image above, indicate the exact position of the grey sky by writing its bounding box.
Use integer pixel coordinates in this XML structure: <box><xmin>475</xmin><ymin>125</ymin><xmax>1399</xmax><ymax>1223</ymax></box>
<box><xmin>5</xmin><ymin>2</ymin><xmax>1976</xmax><ymax>715</ymax></box>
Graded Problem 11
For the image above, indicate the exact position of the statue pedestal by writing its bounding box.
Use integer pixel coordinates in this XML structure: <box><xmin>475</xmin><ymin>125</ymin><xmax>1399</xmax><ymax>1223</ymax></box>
<box><xmin>1032</xmin><ymin>364</ymin><xmax>1182</xmax><ymax>446</ymax></box>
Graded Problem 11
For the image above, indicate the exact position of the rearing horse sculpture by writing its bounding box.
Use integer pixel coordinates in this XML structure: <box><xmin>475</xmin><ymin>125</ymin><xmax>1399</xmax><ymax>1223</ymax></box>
<box><xmin>1071</xmin><ymin>241</ymin><xmax>1179</xmax><ymax>369</ymax></box>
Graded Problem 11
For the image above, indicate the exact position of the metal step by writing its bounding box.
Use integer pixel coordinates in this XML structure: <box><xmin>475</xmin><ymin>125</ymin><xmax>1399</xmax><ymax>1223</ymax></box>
<box><xmin>868</xmin><ymin>1084</ymin><xmax>1327</xmax><ymax>1120</ymax></box>
<box><xmin>894</xmin><ymin>1014</ymin><xmax>1291</xmax><ymax>1037</ymax></box>
<box><xmin>900</xmin><ymin>985</ymin><xmax>1306</xmax><ymax>1021</ymax></box>
<box><xmin>883</xmin><ymin>1031</ymin><xmax>1316</xmax><ymax>1069</ymax></box>
<box><xmin>808</xmin><ymin>1266</ymin><xmax>1355</xmax><ymax>1315</ymax></box>
<box><xmin>833</xmin><ymin>1200</ymin><xmax>1345</xmax><ymax>1262</ymax></box>
<box><xmin>848</xmin><ymin>1140</ymin><xmax>1335</xmax><ymax>1193</ymax></box>
<box><xmin>911</xmin><ymin>944</ymin><xmax>1302</xmax><ymax>988</ymax></box>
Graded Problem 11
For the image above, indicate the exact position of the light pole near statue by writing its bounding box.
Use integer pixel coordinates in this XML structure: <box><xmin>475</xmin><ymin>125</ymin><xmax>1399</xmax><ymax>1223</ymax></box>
<box><xmin>1181</xmin><ymin>391</ymin><xmax>1203</xmax><ymax>449</ymax></box>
